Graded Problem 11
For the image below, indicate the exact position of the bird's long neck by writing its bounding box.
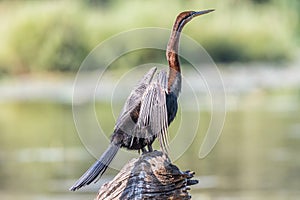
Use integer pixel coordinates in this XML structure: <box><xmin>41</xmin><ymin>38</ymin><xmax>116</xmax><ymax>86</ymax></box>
<box><xmin>166</xmin><ymin>14</ymin><xmax>187</xmax><ymax>96</ymax></box>
<box><xmin>166</xmin><ymin>10</ymin><xmax>214</xmax><ymax>96</ymax></box>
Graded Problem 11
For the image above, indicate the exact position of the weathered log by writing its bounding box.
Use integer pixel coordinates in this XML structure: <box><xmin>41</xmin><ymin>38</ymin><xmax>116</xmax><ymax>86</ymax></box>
<box><xmin>96</xmin><ymin>151</ymin><xmax>198</xmax><ymax>200</ymax></box>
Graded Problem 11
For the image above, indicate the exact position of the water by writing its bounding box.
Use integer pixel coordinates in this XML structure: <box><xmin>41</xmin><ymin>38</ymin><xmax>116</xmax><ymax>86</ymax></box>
<box><xmin>0</xmin><ymin>67</ymin><xmax>300</xmax><ymax>199</ymax></box>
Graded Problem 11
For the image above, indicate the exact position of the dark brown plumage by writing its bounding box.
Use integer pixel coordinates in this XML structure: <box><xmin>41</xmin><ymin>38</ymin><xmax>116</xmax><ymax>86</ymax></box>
<box><xmin>70</xmin><ymin>9</ymin><xmax>214</xmax><ymax>191</ymax></box>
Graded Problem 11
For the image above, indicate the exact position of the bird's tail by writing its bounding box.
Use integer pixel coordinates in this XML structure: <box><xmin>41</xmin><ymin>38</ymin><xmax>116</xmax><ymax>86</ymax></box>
<box><xmin>69</xmin><ymin>144</ymin><xmax>120</xmax><ymax>191</ymax></box>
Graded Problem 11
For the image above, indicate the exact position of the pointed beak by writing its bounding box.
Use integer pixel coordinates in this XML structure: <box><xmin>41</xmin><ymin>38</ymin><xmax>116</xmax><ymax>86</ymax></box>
<box><xmin>192</xmin><ymin>9</ymin><xmax>215</xmax><ymax>17</ymax></box>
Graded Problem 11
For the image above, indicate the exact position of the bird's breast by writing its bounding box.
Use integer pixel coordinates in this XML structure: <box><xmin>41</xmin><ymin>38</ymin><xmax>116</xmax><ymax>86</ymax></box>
<box><xmin>166</xmin><ymin>92</ymin><xmax>178</xmax><ymax>125</ymax></box>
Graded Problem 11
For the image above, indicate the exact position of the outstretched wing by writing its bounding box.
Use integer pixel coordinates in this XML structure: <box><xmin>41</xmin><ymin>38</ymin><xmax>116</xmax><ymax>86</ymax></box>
<box><xmin>137</xmin><ymin>70</ymin><xmax>169</xmax><ymax>153</ymax></box>
<box><xmin>115</xmin><ymin>67</ymin><xmax>157</xmax><ymax>133</ymax></box>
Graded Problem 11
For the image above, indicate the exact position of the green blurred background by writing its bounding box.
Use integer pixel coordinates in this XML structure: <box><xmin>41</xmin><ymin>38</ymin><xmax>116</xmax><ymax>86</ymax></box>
<box><xmin>0</xmin><ymin>0</ymin><xmax>300</xmax><ymax>199</ymax></box>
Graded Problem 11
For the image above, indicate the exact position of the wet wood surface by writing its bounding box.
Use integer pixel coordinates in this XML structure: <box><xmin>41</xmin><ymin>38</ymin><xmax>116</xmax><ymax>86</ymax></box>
<box><xmin>96</xmin><ymin>151</ymin><xmax>198</xmax><ymax>200</ymax></box>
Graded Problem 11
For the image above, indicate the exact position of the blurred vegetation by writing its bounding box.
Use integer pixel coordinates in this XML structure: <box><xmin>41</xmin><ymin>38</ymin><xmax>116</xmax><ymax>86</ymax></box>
<box><xmin>0</xmin><ymin>0</ymin><xmax>299</xmax><ymax>75</ymax></box>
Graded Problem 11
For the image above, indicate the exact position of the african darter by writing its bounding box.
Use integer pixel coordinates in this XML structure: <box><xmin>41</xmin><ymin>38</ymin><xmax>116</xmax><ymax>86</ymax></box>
<box><xmin>70</xmin><ymin>9</ymin><xmax>214</xmax><ymax>191</ymax></box>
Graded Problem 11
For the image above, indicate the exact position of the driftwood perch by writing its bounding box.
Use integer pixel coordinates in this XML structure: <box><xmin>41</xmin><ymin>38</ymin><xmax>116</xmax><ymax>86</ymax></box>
<box><xmin>96</xmin><ymin>151</ymin><xmax>198</xmax><ymax>200</ymax></box>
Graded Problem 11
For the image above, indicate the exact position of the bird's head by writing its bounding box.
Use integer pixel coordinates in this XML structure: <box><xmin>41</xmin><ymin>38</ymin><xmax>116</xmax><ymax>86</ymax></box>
<box><xmin>174</xmin><ymin>9</ymin><xmax>215</xmax><ymax>32</ymax></box>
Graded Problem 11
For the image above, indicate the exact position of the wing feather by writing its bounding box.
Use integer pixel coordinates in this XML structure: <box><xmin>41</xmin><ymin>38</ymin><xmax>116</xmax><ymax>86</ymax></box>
<box><xmin>115</xmin><ymin>67</ymin><xmax>157</xmax><ymax>133</ymax></box>
<box><xmin>114</xmin><ymin>68</ymin><xmax>170</xmax><ymax>153</ymax></box>
<box><xmin>137</xmin><ymin>70</ymin><xmax>169</xmax><ymax>153</ymax></box>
